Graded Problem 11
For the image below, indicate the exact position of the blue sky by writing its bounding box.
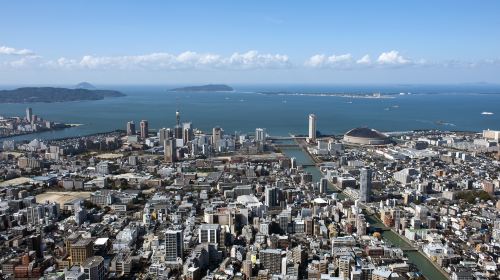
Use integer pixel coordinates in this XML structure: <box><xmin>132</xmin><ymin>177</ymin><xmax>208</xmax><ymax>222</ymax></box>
<box><xmin>1</xmin><ymin>0</ymin><xmax>499</xmax><ymax>84</ymax></box>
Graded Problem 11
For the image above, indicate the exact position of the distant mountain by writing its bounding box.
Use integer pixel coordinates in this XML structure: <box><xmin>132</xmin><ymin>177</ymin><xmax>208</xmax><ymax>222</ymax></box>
<box><xmin>75</xmin><ymin>82</ymin><xmax>97</xmax><ymax>90</ymax></box>
<box><xmin>0</xmin><ymin>87</ymin><xmax>125</xmax><ymax>103</ymax></box>
<box><xmin>169</xmin><ymin>84</ymin><xmax>234</xmax><ymax>92</ymax></box>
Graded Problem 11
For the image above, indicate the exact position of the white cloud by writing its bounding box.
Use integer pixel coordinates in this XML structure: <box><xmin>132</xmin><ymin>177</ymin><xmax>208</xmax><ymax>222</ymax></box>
<box><xmin>356</xmin><ymin>54</ymin><xmax>371</xmax><ymax>64</ymax></box>
<box><xmin>226</xmin><ymin>51</ymin><xmax>290</xmax><ymax>69</ymax></box>
<box><xmin>306</xmin><ymin>51</ymin><xmax>418</xmax><ymax>69</ymax></box>
<box><xmin>377</xmin><ymin>50</ymin><xmax>410</xmax><ymax>65</ymax></box>
<box><xmin>305</xmin><ymin>53</ymin><xmax>353</xmax><ymax>68</ymax></box>
<box><xmin>0</xmin><ymin>45</ymin><xmax>35</xmax><ymax>56</ymax></box>
<box><xmin>41</xmin><ymin>50</ymin><xmax>290</xmax><ymax>71</ymax></box>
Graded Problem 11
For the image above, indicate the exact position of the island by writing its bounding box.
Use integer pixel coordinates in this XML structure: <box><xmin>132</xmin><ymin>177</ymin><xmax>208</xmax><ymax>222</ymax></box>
<box><xmin>0</xmin><ymin>87</ymin><xmax>125</xmax><ymax>103</ymax></box>
<box><xmin>169</xmin><ymin>84</ymin><xmax>234</xmax><ymax>92</ymax></box>
<box><xmin>74</xmin><ymin>82</ymin><xmax>97</xmax><ymax>90</ymax></box>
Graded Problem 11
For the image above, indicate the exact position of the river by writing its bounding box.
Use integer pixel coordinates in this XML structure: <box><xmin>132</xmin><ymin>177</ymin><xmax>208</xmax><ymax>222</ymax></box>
<box><xmin>278</xmin><ymin>141</ymin><xmax>449</xmax><ymax>280</ymax></box>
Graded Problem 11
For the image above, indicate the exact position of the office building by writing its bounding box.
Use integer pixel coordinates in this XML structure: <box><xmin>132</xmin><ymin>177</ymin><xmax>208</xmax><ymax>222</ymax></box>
<box><xmin>27</xmin><ymin>234</ymin><xmax>43</xmax><ymax>259</ymax></box>
<box><xmin>140</xmin><ymin>120</ymin><xmax>149</xmax><ymax>139</ymax></box>
<box><xmin>360</xmin><ymin>168</ymin><xmax>372</xmax><ymax>203</ymax></box>
<box><xmin>319</xmin><ymin>178</ymin><xmax>328</xmax><ymax>194</ymax></box>
<box><xmin>165</xmin><ymin>230</ymin><xmax>184</xmax><ymax>262</ymax></box>
<box><xmin>158</xmin><ymin>128</ymin><xmax>169</xmax><ymax>144</ymax></box>
<box><xmin>357</xmin><ymin>214</ymin><xmax>367</xmax><ymax>236</ymax></box>
<box><xmin>259</xmin><ymin>249</ymin><xmax>282</xmax><ymax>275</ymax></box>
<box><xmin>26</xmin><ymin>107</ymin><xmax>33</xmax><ymax>122</ymax></box>
<box><xmin>265</xmin><ymin>186</ymin><xmax>281</xmax><ymax>209</ymax></box>
<box><xmin>199</xmin><ymin>224</ymin><xmax>221</xmax><ymax>244</ymax></box>
<box><xmin>70</xmin><ymin>239</ymin><xmax>94</xmax><ymax>266</ymax></box>
<box><xmin>212</xmin><ymin>127</ymin><xmax>223</xmax><ymax>152</ymax></box>
<box><xmin>255</xmin><ymin>128</ymin><xmax>266</xmax><ymax>143</ymax></box>
<box><xmin>183</xmin><ymin>122</ymin><xmax>194</xmax><ymax>144</ymax></box>
<box><xmin>82</xmin><ymin>256</ymin><xmax>105</xmax><ymax>280</ymax></box>
<box><xmin>308</xmin><ymin>114</ymin><xmax>316</xmax><ymax>143</ymax></box>
<box><xmin>338</xmin><ymin>256</ymin><xmax>353</xmax><ymax>280</ymax></box>
<box><xmin>164</xmin><ymin>138</ymin><xmax>177</xmax><ymax>163</ymax></box>
<box><xmin>126</xmin><ymin>121</ymin><xmax>135</xmax><ymax>136</ymax></box>
<box><xmin>242</xmin><ymin>260</ymin><xmax>253</xmax><ymax>278</ymax></box>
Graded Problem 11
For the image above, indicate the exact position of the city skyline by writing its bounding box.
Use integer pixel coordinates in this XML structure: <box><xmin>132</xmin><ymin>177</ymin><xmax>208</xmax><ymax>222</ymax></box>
<box><xmin>1</xmin><ymin>0</ymin><xmax>500</xmax><ymax>84</ymax></box>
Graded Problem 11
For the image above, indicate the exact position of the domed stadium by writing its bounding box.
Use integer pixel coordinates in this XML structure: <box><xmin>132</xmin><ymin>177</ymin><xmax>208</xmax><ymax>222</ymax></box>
<box><xmin>343</xmin><ymin>127</ymin><xmax>391</xmax><ymax>145</ymax></box>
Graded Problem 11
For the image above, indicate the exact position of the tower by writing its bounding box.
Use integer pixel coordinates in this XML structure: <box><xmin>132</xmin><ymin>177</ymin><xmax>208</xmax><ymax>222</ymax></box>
<box><xmin>183</xmin><ymin>122</ymin><xmax>194</xmax><ymax>144</ymax></box>
<box><xmin>360</xmin><ymin>167</ymin><xmax>372</xmax><ymax>203</ymax></box>
<box><xmin>26</xmin><ymin>107</ymin><xmax>33</xmax><ymax>122</ymax></box>
<box><xmin>319</xmin><ymin>178</ymin><xmax>328</xmax><ymax>194</ymax></box>
<box><xmin>212</xmin><ymin>127</ymin><xmax>223</xmax><ymax>152</ymax></box>
<box><xmin>308</xmin><ymin>114</ymin><xmax>316</xmax><ymax>143</ymax></box>
<box><xmin>126</xmin><ymin>121</ymin><xmax>136</xmax><ymax>136</ymax></box>
<box><xmin>140</xmin><ymin>120</ymin><xmax>149</xmax><ymax>139</ymax></box>
<box><xmin>164</xmin><ymin>138</ymin><xmax>177</xmax><ymax>163</ymax></box>
<box><xmin>165</xmin><ymin>230</ymin><xmax>184</xmax><ymax>261</ymax></box>
<box><xmin>255</xmin><ymin>128</ymin><xmax>266</xmax><ymax>143</ymax></box>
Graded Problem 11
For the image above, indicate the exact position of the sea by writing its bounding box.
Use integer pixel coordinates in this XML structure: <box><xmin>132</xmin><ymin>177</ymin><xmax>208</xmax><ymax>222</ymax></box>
<box><xmin>1</xmin><ymin>84</ymin><xmax>499</xmax><ymax>142</ymax></box>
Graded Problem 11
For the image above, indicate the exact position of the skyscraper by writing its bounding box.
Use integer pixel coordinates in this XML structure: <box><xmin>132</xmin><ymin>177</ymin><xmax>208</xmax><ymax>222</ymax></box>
<box><xmin>360</xmin><ymin>167</ymin><xmax>372</xmax><ymax>203</ymax></box>
<box><xmin>164</xmin><ymin>138</ymin><xmax>177</xmax><ymax>163</ymax></box>
<box><xmin>265</xmin><ymin>186</ymin><xmax>282</xmax><ymax>209</ymax></box>
<box><xmin>212</xmin><ymin>127</ymin><xmax>223</xmax><ymax>152</ymax></box>
<box><xmin>126</xmin><ymin>121</ymin><xmax>135</xmax><ymax>136</ymax></box>
<box><xmin>291</xmin><ymin>157</ymin><xmax>297</xmax><ymax>169</ymax></box>
<box><xmin>319</xmin><ymin>178</ymin><xmax>328</xmax><ymax>194</ymax></box>
<box><xmin>28</xmin><ymin>234</ymin><xmax>43</xmax><ymax>259</ymax></box>
<box><xmin>255</xmin><ymin>128</ymin><xmax>266</xmax><ymax>143</ymax></box>
<box><xmin>165</xmin><ymin>230</ymin><xmax>184</xmax><ymax>262</ymax></box>
<box><xmin>26</xmin><ymin>107</ymin><xmax>33</xmax><ymax>122</ymax></box>
<box><xmin>140</xmin><ymin>120</ymin><xmax>149</xmax><ymax>139</ymax></box>
<box><xmin>183</xmin><ymin>122</ymin><xmax>194</xmax><ymax>144</ymax></box>
<box><xmin>158</xmin><ymin>128</ymin><xmax>168</xmax><ymax>143</ymax></box>
<box><xmin>308</xmin><ymin>114</ymin><xmax>316</xmax><ymax>143</ymax></box>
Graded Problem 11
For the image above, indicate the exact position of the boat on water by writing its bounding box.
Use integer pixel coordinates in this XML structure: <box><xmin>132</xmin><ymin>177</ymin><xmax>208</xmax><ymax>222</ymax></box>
<box><xmin>481</xmin><ymin>111</ymin><xmax>494</xmax><ymax>115</ymax></box>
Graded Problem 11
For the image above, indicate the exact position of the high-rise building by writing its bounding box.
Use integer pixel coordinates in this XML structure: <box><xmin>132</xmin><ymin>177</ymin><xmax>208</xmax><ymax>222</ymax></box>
<box><xmin>70</xmin><ymin>239</ymin><xmax>94</xmax><ymax>266</ymax></box>
<box><xmin>278</xmin><ymin>211</ymin><xmax>291</xmax><ymax>234</ymax></box>
<box><xmin>308</xmin><ymin>114</ymin><xmax>317</xmax><ymax>143</ymax></box>
<box><xmin>82</xmin><ymin>256</ymin><xmax>105</xmax><ymax>280</ymax></box>
<box><xmin>338</xmin><ymin>256</ymin><xmax>353</xmax><ymax>280</ymax></box>
<box><xmin>393</xmin><ymin>209</ymin><xmax>401</xmax><ymax>230</ymax></box>
<box><xmin>158</xmin><ymin>128</ymin><xmax>169</xmax><ymax>144</ymax></box>
<box><xmin>199</xmin><ymin>224</ymin><xmax>221</xmax><ymax>244</ymax></box>
<box><xmin>28</xmin><ymin>234</ymin><xmax>43</xmax><ymax>259</ymax></box>
<box><xmin>319</xmin><ymin>178</ymin><xmax>328</xmax><ymax>194</ymax></box>
<box><xmin>360</xmin><ymin>167</ymin><xmax>372</xmax><ymax>203</ymax></box>
<box><xmin>26</xmin><ymin>107</ymin><xmax>33</xmax><ymax>122</ymax></box>
<box><xmin>259</xmin><ymin>249</ymin><xmax>282</xmax><ymax>275</ymax></box>
<box><xmin>255</xmin><ymin>128</ymin><xmax>266</xmax><ymax>143</ymax></box>
<box><xmin>264</xmin><ymin>186</ymin><xmax>281</xmax><ymax>209</ymax></box>
<box><xmin>126</xmin><ymin>121</ymin><xmax>135</xmax><ymax>136</ymax></box>
<box><xmin>174</xmin><ymin>125</ymin><xmax>183</xmax><ymax>140</ymax></box>
<box><xmin>140</xmin><ymin>120</ymin><xmax>149</xmax><ymax>139</ymax></box>
<box><xmin>212</xmin><ymin>127</ymin><xmax>223</xmax><ymax>152</ymax></box>
<box><xmin>242</xmin><ymin>260</ymin><xmax>253</xmax><ymax>278</ymax></box>
<box><xmin>164</xmin><ymin>138</ymin><xmax>177</xmax><ymax>163</ymax></box>
<box><xmin>356</xmin><ymin>214</ymin><xmax>367</xmax><ymax>236</ymax></box>
<box><xmin>165</xmin><ymin>230</ymin><xmax>184</xmax><ymax>262</ymax></box>
<box><xmin>183</xmin><ymin>122</ymin><xmax>194</xmax><ymax>144</ymax></box>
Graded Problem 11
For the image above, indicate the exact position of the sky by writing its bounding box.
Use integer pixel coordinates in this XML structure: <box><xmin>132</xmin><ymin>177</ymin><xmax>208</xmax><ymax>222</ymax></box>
<box><xmin>1</xmin><ymin>0</ymin><xmax>500</xmax><ymax>85</ymax></box>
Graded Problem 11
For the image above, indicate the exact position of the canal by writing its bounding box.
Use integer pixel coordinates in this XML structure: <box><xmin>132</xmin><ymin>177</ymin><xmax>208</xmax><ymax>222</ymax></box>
<box><xmin>277</xmin><ymin>140</ymin><xmax>449</xmax><ymax>280</ymax></box>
